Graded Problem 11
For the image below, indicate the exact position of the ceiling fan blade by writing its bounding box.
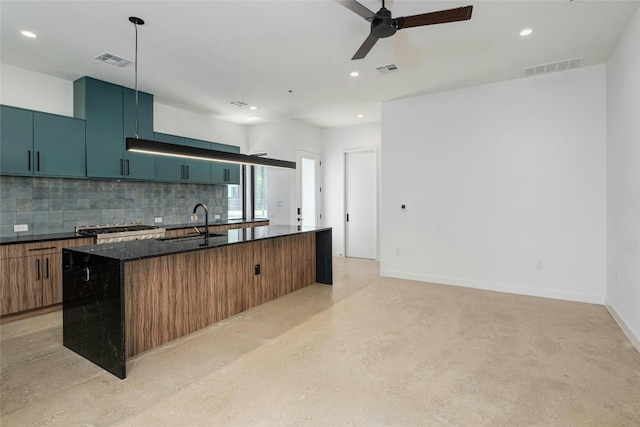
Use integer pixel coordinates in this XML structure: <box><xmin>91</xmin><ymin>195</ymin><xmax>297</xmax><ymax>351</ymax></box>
<box><xmin>336</xmin><ymin>0</ymin><xmax>377</xmax><ymax>20</ymax></box>
<box><xmin>397</xmin><ymin>5</ymin><xmax>473</xmax><ymax>29</ymax></box>
<box><xmin>352</xmin><ymin>34</ymin><xmax>379</xmax><ymax>60</ymax></box>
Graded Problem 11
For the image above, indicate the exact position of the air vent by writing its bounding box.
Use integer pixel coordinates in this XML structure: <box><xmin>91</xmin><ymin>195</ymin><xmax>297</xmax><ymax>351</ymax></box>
<box><xmin>94</xmin><ymin>52</ymin><xmax>132</xmax><ymax>67</ymax></box>
<box><xmin>523</xmin><ymin>57</ymin><xmax>584</xmax><ymax>77</ymax></box>
<box><xmin>376</xmin><ymin>64</ymin><xmax>399</xmax><ymax>75</ymax></box>
<box><xmin>228</xmin><ymin>100</ymin><xmax>249</xmax><ymax>107</ymax></box>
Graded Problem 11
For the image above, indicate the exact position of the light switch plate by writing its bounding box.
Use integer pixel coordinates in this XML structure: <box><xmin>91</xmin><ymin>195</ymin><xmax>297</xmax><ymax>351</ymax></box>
<box><xmin>154</xmin><ymin>217</ymin><xmax>162</xmax><ymax>223</ymax></box>
<box><xmin>191</xmin><ymin>214</ymin><xmax>197</xmax><ymax>221</ymax></box>
<box><xmin>214</xmin><ymin>214</ymin><xmax>221</xmax><ymax>220</ymax></box>
<box><xmin>14</xmin><ymin>224</ymin><xmax>28</xmax><ymax>232</ymax></box>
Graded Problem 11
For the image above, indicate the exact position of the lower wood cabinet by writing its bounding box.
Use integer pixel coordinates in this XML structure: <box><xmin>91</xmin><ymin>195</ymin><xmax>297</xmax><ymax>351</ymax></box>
<box><xmin>0</xmin><ymin>237</ymin><xmax>93</xmax><ymax>316</ymax></box>
<box><xmin>124</xmin><ymin>231</ymin><xmax>315</xmax><ymax>357</ymax></box>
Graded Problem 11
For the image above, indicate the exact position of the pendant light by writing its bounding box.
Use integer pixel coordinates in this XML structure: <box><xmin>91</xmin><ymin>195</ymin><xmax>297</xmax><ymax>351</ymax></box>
<box><xmin>124</xmin><ymin>17</ymin><xmax>295</xmax><ymax>170</ymax></box>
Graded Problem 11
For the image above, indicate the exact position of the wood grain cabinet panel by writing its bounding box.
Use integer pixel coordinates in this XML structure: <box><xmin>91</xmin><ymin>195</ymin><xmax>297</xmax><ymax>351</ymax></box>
<box><xmin>123</xmin><ymin>233</ymin><xmax>316</xmax><ymax>358</ymax></box>
<box><xmin>0</xmin><ymin>256</ymin><xmax>42</xmax><ymax>315</ymax></box>
<box><xmin>0</xmin><ymin>237</ymin><xmax>94</xmax><ymax>316</ymax></box>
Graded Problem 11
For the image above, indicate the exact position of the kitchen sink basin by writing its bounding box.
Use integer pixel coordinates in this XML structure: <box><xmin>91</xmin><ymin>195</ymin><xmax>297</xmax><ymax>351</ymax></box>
<box><xmin>156</xmin><ymin>233</ymin><xmax>225</xmax><ymax>243</ymax></box>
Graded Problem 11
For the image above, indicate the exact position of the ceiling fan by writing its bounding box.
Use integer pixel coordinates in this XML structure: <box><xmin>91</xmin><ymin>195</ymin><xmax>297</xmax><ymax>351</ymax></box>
<box><xmin>337</xmin><ymin>0</ymin><xmax>473</xmax><ymax>60</ymax></box>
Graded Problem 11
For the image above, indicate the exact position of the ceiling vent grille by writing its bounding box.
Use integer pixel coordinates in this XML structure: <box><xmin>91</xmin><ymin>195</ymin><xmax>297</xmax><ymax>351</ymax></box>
<box><xmin>228</xmin><ymin>100</ymin><xmax>249</xmax><ymax>107</ymax></box>
<box><xmin>523</xmin><ymin>57</ymin><xmax>584</xmax><ymax>77</ymax></box>
<box><xmin>376</xmin><ymin>64</ymin><xmax>399</xmax><ymax>75</ymax></box>
<box><xmin>94</xmin><ymin>52</ymin><xmax>132</xmax><ymax>67</ymax></box>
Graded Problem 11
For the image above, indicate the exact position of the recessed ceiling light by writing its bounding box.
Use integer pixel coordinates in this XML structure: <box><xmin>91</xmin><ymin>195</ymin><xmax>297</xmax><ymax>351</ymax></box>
<box><xmin>350</xmin><ymin>71</ymin><xmax>359</xmax><ymax>77</ymax></box>
<box><xmin>357</xmin><ymin>114</ymin><xmax>364</xmax><ymax>119</ymax></box>
<box><xmin>21</xmin><ymin>30</ymin><xmax>37</xmax><ymax>38</ymax></box>
<box><xmin>246</xmin><ymin>117</ymin><xmax>261</xmax><ymax>121</ymax></box>
<box><xmin>520</xmin><ymin>28</ymin><xmax>533</xmax><ymax>37</ymax></box>
<box><xmin>249</xmin><ymin>106</ymin><xmax>257</xmax><ymax>110</ymax></box>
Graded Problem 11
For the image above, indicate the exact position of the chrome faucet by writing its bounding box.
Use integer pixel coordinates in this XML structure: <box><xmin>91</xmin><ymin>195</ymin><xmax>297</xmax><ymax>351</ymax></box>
<box><xmin>192</xmin><ymin>203</ymin><xmax>209</xmax><ymax>243</ymax></box>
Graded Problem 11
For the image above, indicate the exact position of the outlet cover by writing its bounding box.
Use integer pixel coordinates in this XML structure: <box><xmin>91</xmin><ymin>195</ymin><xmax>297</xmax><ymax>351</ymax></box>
<box><xmin>154</xmin><ymin>217</ymin><xmax>162</xmax><ymax>223</ymax></box>
<box><xmin>14</xmin><ymin>224</ymin><xmax>28</xmax><ymax>232</ymax></box>
<box><xmin>191</xmin><ymin>214</ymin><xmax>197</xmax><ymax>221</ymax></box>
<box><xmin>214</xmin><ymin>214</ymin><xmax>221</xmax><ymax>220</ymax></box>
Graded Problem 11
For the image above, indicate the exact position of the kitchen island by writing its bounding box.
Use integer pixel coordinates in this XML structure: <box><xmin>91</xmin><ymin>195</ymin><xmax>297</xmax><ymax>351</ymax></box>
<box><xmin>62</xmin><ymin>225</ymin><xmax>332</xmax><ymax>378</ymax></box>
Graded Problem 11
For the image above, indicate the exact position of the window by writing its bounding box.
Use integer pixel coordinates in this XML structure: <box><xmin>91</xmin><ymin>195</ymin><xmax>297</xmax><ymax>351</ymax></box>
<box><xmin>253</xmin><ymin>165</ymin><xmax>268</xmax><ymax>219</ymax></box>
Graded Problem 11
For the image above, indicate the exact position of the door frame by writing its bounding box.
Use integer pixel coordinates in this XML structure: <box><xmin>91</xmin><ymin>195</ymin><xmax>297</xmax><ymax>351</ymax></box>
<box><xmin>295</xmin><ymin>149</ymin><xmax>323</xmax><ymax>227</ymax></box>
<box><xmin>343</xmin><ymin>147</ymin><xmax>378</xmax><ymax>260</ymax></box>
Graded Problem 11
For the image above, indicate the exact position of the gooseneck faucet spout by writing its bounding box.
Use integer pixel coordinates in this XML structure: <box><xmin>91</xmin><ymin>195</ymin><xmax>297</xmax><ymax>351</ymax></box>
<box><xmin>192</xmin><ymin>203</ymin><xmax>209</xmax><ymax>243</ymax></box>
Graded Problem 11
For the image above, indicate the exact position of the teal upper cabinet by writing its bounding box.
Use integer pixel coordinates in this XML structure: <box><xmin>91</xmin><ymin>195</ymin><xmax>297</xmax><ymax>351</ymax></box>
<box><xmin>33</xmin><ymin>112</ymin><xmax>85</xmax><ymax>177</ymax></box>
<box><xmin>123</xmin><ymin>88</ymin><xmax>154</xmax><ymax>180</ymax></box>
<box><xmin>75</xmin><ymin>77</ymin><xmax>154</xmax><ymax>180</ymax></box>
<box><xmin>184</xmin><ymin>138</ymin><xmax>212</xmax><ymax>184</ymax></box>
<box><xmin>75</xmin><ymin>77</ymin><xmax>123</xmax><ymax>178</ymax></box>
<box><xmin>1</xmin><ymin>106</ymin><xmax>33</xmax><ymax>175</ymax></box>
<box><xmin>153</xmin><ymin>133</ymin><xmax>184</xmax><ymax>182</ymax></box>
<box><xmin>210</xmin><ymin>144</ymin><xmax>241</xmax><ymax>185</ymax></box>
<box><xmin>1</xmin><ymin>106</ymin><xmax>86</xmax><ymax>177</ymax></box>
<box><xmin>153</xmin><ymin>135</ymin><xmax>212</xmax><ymax>184</ymax></box>
<box><xmin>225</xmin><ymin>145</ymin><xmax>241</xmax><ymax>185</ymax></box>
<box><xmin>209</xmin><ymin>141</ymin><xmax>228</xmax><ymax>184</ymax></box>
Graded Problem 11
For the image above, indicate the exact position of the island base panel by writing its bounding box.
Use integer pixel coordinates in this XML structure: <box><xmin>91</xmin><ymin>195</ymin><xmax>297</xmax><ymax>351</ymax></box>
<box><xmin>62</xmin><ymin>251</ymin><xmax>126</xmax><ymax>379</ymax></box>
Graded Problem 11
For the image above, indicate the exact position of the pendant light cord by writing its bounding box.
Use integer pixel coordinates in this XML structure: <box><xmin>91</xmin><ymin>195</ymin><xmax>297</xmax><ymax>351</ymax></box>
<box><xmin>133</xmin><ymin>20</ymin><xmax>140</xmax><ymax>139</ymax></box>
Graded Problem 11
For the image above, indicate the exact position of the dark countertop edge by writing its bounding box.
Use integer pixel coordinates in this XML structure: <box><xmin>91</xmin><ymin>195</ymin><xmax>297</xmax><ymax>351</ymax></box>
<box><xmin>163</xmin><ymin>218</ymin><xmax>268</xmax><ymax>231</ymax></box>
<box><xmin>0</xmin><ymin>218</ymin><xmax>269</xmax><ymax>246</ymax></box>
<box><xmin>0</xmin><ymin>232</ymin><xmax>89</xmax><ymax>245</ymax></box>
<box><xmin>63</xmin><ymin>226</ymin><xmax>332</xmax><ymax>262</ymax></box>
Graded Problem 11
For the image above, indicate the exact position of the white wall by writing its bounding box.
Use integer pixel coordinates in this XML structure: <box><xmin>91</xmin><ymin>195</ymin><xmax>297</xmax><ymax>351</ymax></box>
<box><xmin>606</xmin><ymin>8</ymin><xmax>640</xmax><ymax>348</ymax></box>
<box><xmin>154</xmin><ymin>103</ymin><xmax>248</xmax><ymax>152</ymax></box>
<box><xmin>0</xmin><ymin>64</ymin><xmax>74</xmax><ymax>116</ymax></box>
<box><xmin>321</xmin><ymin>122</ymin><xmax>381</xmax><ymax>256</ymax></box>
<box><xmin>248</xmin><ymin>120</ymin><xmax>321</xmax><ymax>225</ymax></box>
<box><xmin>380</xmin><ymin>65</ymin><xmax>607</xmax><ymax>304</ymax></box>
<box><xmin>0</xmin><ymin>64</ymin><xmax>249</xmax><ymax>151</ymax></box>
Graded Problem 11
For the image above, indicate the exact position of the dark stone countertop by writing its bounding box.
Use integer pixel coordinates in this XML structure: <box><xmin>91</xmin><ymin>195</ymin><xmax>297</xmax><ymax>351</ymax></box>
<box><xmin>0</xmin><ymin>218</ymin><xmax>269</xmax><ymax>246</ymax></box>
<box><xmin>0</xmin><ymin>231</ymin><xmax>88</xmax><ymax>245</ymax></box>
<box><xmin>63</xmin><ymin>225</ymin><xmax>331</xmax><ymax>262</ymax></box>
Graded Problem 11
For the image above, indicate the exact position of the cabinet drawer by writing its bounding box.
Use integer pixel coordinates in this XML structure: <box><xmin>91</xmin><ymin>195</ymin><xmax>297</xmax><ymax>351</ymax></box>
<box><xmin>0</xmin><ymin>237</ymin><xmax>94</xmax><ymax>259</ymax></box>
<box><xmin>1</xmin><ymin>242</ymin><xmax>58</xmax><ymax>259</ymax></box>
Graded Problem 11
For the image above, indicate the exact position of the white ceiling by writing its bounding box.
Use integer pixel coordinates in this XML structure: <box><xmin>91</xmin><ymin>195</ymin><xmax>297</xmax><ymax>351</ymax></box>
<box><xmin>1</xmin><ymin>0</ymin><xmax>638</xmax><ymax>128</ymax></box>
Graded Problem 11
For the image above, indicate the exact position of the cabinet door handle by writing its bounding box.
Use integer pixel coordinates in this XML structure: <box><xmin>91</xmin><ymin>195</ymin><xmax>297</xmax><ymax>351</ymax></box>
<box><xmin>36</xmin><ymin>151</ymin><xmax>41</xmax><ymax>171</ymax></box>
<box><xmin>45</xmin><ymin>257</ymin><xmax>49</xmax><ymax>279</ymax></box>
<box><xmin>186</xmin><ymin>165</ymin><xmax>189</xmax><ymax>179</ymax></box>
<box><xmin>126</xmin><ymin>159</ymin><xmax>130</xmax><ymax>176</ymax></box>
<box><xmin>28</xmin><ymin>150</ymin><xmax>32</xmax><ymax>171</ymax></box>
<box><xmin>120</xmin><ymin>159</ymin><xmax>124</xmax><ymax>176</ymax></box>
<box><xmin>28</xmin><ymin>246</ymin><xmax>56</xmax><ymax>252</ymax></box>
<box><xmin>36</xmin><ymin>259</ymin><xmax>41</xmax><ymax>280</ymax></box>
<box><xmin>181</xmin><ymin>165</ymin><xmax>184</xmax><ymax>179</ymax></box>
<box><xmin>86</xmin><ymin>267</ymin><xmax>90</xmax><ymax>281</ymax></box>
<box><xmin>346</xmin><ymin>213</ymin><xmax>349</xmax><ymax>222</ymax></box>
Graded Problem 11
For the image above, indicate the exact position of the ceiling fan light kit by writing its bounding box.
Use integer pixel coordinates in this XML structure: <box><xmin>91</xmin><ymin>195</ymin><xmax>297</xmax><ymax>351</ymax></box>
<box><xmin>337</xmin><ymin>0</ymin><xmax>473</xmax><ymax>60</ymax></box>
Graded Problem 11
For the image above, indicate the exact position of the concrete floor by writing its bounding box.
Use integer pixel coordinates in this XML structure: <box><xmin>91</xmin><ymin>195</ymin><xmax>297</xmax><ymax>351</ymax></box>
<box><xmin>1</xmin><ymin>257</ymin><xmax>639</xmax><ymax>426</ymax></box>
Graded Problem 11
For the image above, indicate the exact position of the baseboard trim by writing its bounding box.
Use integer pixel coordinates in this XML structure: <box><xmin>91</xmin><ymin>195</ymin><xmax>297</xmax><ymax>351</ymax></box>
<box><xmin>605</xmin><ymin>301</ymin><xmax>640</xmax><ymax>353</ymax></box>
<box><xmin>381</xmin><ymin>269</ymin><xmax>605</xmax><ymax>305</ymax></box>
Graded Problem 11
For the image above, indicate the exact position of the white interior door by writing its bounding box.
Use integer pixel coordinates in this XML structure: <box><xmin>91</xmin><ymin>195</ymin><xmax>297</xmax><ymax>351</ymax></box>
<box><xmin>345</xmin><ymin>149</ymin><xmax>376</xmax><ymax>259</ymax></box>
<box><xmin>296</xmin><ymin>150</ymin><xmax>322</xmax><ymax>227</ymax></box>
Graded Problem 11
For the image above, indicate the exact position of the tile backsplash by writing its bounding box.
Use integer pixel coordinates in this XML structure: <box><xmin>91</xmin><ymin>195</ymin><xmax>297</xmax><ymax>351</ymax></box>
<box><xmin>0</xmin><ymin>176</ymin><xmax>228</xmax><ymax>237</ymax></box>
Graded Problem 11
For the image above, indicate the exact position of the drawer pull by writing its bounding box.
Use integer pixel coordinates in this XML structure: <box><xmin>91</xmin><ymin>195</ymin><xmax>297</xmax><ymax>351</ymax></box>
<box><xmin>28</xmin><ymin>246</ymin><xmax>56</xmax><ymax>252</ymax></box>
